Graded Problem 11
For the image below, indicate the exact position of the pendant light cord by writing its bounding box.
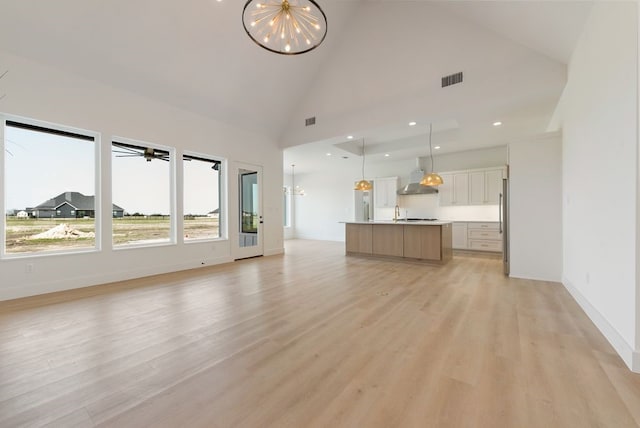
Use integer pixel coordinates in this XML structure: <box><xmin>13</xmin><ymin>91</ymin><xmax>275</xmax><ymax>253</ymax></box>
<box><xmin>362</xmin><ymin>139</ymin><xmax>366</xmax><ymax>179</ymax></box>
<box><xmin>429</xmin><ymin>123</ymin><xmax>434</xmax><ymax>173</ymax></box>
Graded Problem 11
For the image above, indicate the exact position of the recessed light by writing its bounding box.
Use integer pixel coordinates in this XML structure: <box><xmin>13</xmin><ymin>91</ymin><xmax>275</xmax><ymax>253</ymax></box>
<box><xmin>326</xmin><ymin>152</ymin><xmax>332</xmax><ymax>156</ymax></box>
<box><xmin>342</xmin><ymin>156</ymin><xmax>349</xmax><ymax>159</ymax></box>
<box><xmin>434</xmin><ymin>146</ymin><xmax>441</xmax><ymax>150</ymax></box>
<box><xmin>493</xmin><ymin>121</ymin><xmax>502</xmax><ymax>127</ymax></box>
<box><xmin>347</xmin><ymin>135</ymin><xmax>354</xmax><ymax>140</ymax></box>
<box><xmin>384</xmin><ymin>154</ymin><xmax>390</xmax><ymax>157</ymax></box>
<box><xmin>408</xmin><ymin>121</ymin><xmax>417</xmax><ymax>126</ymax></box>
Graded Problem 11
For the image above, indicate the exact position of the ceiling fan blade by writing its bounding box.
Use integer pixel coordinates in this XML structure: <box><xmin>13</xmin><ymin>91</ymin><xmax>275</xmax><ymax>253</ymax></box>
<box><xmin>112</xmin><ymin>148</ymin><xmax>142</xmax><ymax>155</ymax></box>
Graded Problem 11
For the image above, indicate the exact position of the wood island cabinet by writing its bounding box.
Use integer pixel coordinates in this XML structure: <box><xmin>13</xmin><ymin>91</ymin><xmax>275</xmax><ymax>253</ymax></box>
<box><xmin>345</xmin><ymin>224</ymin><xmax>372</xmax><ymax>254</ymax></box>
<box><xmin>404</xmin><ymin>225</ymin><xmax>442</xmax><ymax>261</ymax></box>
<box><xmin>345</xmin><ymin>222</ymin><xmax>452</xmax><ymax>264</ymax></box>
<box><xmin>372</xmin><ymin>224</ymin><xmax>404</xmax><ymax>257</ymax></box>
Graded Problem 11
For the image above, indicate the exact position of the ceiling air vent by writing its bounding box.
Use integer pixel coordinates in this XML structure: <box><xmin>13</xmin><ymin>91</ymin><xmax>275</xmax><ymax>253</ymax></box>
<box><xmin>441</xmin><ymin>71</ymin><xmax>463</xmax><ymax>88</ymax></box>
<box><xmin>305</xmin><ymin>116</ymin><xmax>316</xmax><ymax>126</ymax></box>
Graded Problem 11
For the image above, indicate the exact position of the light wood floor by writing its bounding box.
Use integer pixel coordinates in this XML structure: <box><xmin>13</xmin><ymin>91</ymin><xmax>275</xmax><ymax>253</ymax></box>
<box><xmin>1</xmin><ymin>240</ymin><xmax>639</xmax><ymax>428</ymax></box>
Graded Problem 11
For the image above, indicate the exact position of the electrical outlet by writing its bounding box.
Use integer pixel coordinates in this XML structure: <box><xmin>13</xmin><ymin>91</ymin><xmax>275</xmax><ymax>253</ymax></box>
<box><xmin>585</xmin><ymin>273</ymin><xmax>590</xmax><ymax>284</ymax></box>
<box><xmin>25</xmin><ymin>263</ymin><xmax>34</xmax><ymax>274</ymax></box>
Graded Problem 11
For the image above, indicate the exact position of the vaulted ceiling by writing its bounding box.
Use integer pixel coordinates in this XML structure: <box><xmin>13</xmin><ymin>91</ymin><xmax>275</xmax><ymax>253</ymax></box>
<box><xmin>0</xmin><ymin>1</ymin><xmax>594</xmax><ymax>172</ymax></box>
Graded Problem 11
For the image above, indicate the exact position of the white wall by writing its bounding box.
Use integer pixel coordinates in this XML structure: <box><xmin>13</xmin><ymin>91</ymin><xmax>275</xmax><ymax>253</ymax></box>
<box><xmin>427</xmin><ymin>146</ymin><xmax>507</xmax><ymax>172</ymax></box>
<box><xmin>559</xmin><ymin>2</ymin><xmax>639</xmax><ymax>371</ymax></box>
<box><xmin>508</xmin><ymin>132</ymin><xmax>562</xmax><ymax>282</ymax></box>
<box><xmin>0</xmin><ymin>51</ymin><xmax>284</xmax><ymax>301</ymax></box>
<box><xmin>280</xmin><ymin>2</ymin><xmax>567</xmax><ymax>150</ymax></box>
<box><xmin>291</xmin><ymin>147</ymin><xmax>507</xmax><ymax>242</ymax></box>
<box><xmin>637</xmin><ymin>1</ymin><xmax>640</xmax><ymax>369</ymax></box>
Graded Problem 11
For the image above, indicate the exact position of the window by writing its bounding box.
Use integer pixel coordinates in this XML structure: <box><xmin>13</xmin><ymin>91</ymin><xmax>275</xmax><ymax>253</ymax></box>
<box><xmin>3</xmin><ymin>119</ymin><xmax>97</xmax><ymax>255</ymax></box>
<box><xmin>183</xmin><ymin>154</ymin><xmax>222</xmax><ymax>241</ymax></box>
<box><xmin>112</xmin><ymin>140</ymin><xmax>172</xmax><ymax>247</ymax></box>
<box><xmin>241</xmin><ymin>172</ymin><xmax>258</xmax><ymax>234</ymax></box>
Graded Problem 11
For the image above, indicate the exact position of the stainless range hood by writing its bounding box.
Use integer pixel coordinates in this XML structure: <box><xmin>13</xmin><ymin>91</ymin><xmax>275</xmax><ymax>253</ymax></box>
<box><xmin>397</xmin><ymin>159</ymin><xmax>439</xmax><ymax>195</ymax></box>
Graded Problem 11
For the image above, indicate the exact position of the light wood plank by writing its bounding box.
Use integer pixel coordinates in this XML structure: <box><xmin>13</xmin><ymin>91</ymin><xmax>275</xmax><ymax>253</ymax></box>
<box><xmin>0</xmin><ymin>239</ymin><xmax>638</xmax><ymax>428</ymax></box>
<box><xmin>371</xmin><ymin>224</ymin><xmax>403</xmax><ymax>257</ymax></box>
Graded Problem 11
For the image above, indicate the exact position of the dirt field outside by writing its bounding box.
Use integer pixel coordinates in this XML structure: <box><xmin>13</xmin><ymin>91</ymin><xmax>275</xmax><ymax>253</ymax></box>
<box><xmin>5</xmin><ymin>217</ymin><xmax>220</xmax><ymax>254</ymax></box>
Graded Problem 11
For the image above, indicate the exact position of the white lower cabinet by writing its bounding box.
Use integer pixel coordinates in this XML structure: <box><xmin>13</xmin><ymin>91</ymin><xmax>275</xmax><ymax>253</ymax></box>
<box><xmin>453</xmin><ymin>222</ymin><xmax>503</xmax><ymax>253</ymax></box>
<box><xmin>467</xmin><ymin>222</ymin><xmax>502</xmax><ymax>253</ymax></box>
<box><xmin>452</xmin><ymin>223</ymin><xmax>468</xmax><ymax>249</ymax></box>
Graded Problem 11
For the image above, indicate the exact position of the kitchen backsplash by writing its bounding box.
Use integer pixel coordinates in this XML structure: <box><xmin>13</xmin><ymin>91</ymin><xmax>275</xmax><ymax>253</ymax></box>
<box><xmin>373</xmin><ymin>195</ymin><xmax>500</xmax><ymax>222</ymax></box>
<box><xmin>397</xmin><ymin>194</ymin><xmax>439</xmax><ymax>218</ymax></box>
<box><xmin>439</xmin><ymin>205</ymin><xmax>500</xmax><ymax>221</ymax></box>
<box><xmin>396</xmin><ymin>194</ymin><xmax>499</xmax><ymax>221</ymax></box>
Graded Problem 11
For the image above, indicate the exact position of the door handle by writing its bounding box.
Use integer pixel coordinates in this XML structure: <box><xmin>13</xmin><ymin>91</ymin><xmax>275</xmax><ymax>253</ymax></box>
<box><xmin>499</xmin><ymin>193</ymin><xmax>503</xmax><ymax>233</ymax></box>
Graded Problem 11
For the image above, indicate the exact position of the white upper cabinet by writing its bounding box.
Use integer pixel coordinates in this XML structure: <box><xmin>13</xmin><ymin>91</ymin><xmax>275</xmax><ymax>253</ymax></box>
<box><xmin>439</xmin><ymin>172</ymin><xmax>469</xmax><ymax>206</ymax></box>
<box><xmin>374</xmin><ymin>176</ymin><xmax>398</xmax><ymax>208</ymax></box>
<box><xmin>469</xmin><ymin>171</ymin><xmax>486</xmax><ymax>205</ymax></box>
<box><xmin>440</xmin><ymin>167</ymin><xmax>505</xmax><ymax>206</ymax></box>
<box><xmin>484</xmin><ymin>169</ymin><xmax>503</xmax><ymax>204</ymax></box>
<box><xmin>452</xmin><ymin>173</ymin><xmax>469</xmax><ymax>205</ymax></box>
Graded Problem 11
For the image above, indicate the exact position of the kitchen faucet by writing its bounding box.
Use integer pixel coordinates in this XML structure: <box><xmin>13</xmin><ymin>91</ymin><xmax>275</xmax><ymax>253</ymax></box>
<box><xmin>394</xmin><ymin>205</ymin><xmax>400</xmax><ymax>222</ymax></box>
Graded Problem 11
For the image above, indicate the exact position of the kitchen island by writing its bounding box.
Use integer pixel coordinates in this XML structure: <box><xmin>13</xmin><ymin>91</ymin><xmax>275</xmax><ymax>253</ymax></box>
<box><xmin>344</xmin><ymin>221</ymin><xmax>453</xmax><ymax>264</ymax></box>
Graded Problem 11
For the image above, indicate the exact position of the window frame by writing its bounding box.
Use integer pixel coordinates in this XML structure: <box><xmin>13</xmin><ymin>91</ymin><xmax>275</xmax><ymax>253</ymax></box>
<box><xmin>111</xmin><ymin>136</ymin><xmax>176</xmax><ymax>250</ymax></box>
<box><xmin>182</xmin><ymin>151</ymin><xmax>226</xmax><ymax>243</ymax></box>
<box><xmin>1</xmin><ymin>114</ymin><xmax>101</xmax><ymax>259</ymax></box>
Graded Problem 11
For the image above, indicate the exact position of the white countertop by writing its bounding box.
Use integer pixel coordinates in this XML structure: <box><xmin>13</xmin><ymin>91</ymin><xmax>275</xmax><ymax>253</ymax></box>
<box><xmin>343</xmin><ymin>220</ymin><xmax>452</xmax><ymax>226</ymax></box>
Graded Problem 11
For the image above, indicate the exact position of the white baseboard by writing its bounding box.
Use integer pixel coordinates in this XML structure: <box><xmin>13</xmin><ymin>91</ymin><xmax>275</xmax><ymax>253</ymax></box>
<box><xmin>509</xmin><ymin>272</ymin><xmax>562</xmax><ymax>282</ymax></box>
<box><xmin>563</xmin><ymin>276</ymin><xmax>639</xmax><ymax>373</ymax></box>
<box><xmin>0</xmin><ymin>255</ymin><xmax>233</xmax><ymax>302</ymax></box>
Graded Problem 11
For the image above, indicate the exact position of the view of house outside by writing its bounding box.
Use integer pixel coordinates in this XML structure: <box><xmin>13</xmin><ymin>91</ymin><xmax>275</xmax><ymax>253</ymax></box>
<box><xmin>4</xmin><ymin>123</ymin><xmax>97</xmax><ymax>254</ymax></box>
<box><xmin>4</xmin><ymin>121</ymin><xmax>222</xmax><ymax>255</ymax></box>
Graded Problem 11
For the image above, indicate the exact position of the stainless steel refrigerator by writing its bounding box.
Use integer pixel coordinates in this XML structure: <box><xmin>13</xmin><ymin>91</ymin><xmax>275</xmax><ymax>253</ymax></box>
<box><xmin>500</xmin><ymin>176</ymin><xmax>510</xmax><ymax>275</ymax></box>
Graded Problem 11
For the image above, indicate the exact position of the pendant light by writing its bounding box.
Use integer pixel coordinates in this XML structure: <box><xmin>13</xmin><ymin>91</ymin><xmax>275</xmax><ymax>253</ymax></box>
<box><xmin>420</xmin><ymin>123</ymin><xmax>443</xmax><ymax>186</ymax></box>
<box><xmin>242</xmin><ymin>0</ymin><xmax>328</xmax><ymax>55</ymax></box>
<box><xmin>286</xmin><ymin>164</ymin><xmax>305</xmax><ymax>196</ymax></box>
<box><xmin>354</xmin><ymin>139</ymin><xmax>372</xmax><ymax>191</ymax></box>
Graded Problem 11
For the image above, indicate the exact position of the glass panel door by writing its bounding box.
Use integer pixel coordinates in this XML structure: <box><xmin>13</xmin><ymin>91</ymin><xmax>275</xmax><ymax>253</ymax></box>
<box><xmin>234</xmin><ymin>163</ymin><xmax>263</xmax><ymax>259</ymax></box>
<box><xmin>240</xmin><ymin>171</ymin><xmax>258</xmax><ymax>245</ymax></box>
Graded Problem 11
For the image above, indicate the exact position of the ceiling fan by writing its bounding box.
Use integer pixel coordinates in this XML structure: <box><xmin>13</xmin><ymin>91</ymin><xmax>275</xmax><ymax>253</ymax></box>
<box><xmin>112</xmin><ymin>141</ymin><xmax>169</xmax><ymax>162</ymax></box>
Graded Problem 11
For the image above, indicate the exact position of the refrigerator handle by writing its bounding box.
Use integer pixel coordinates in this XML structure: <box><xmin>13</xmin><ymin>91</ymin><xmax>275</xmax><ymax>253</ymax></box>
<box><xmin>499</xmin><ymin>193</ymin><xmax>503</xmax><ymax>233</ymax></box>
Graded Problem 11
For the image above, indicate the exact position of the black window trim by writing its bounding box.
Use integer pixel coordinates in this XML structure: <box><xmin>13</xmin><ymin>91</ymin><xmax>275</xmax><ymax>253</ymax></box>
<box><xmin>6</xmin><ymin>120</ymin><xmax>95</xmax><ymax>141</ymax></box>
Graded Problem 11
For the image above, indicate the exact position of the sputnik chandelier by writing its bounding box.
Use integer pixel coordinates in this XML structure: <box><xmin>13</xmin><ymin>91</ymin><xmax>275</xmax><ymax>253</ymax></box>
<box><xmin>242</xmin><ymin>0</ymin><xmax>328</xmax><ymax>55</ymax></box>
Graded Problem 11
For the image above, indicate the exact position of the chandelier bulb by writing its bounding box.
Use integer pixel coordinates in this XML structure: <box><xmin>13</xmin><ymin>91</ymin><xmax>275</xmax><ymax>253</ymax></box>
<box><xmin>243</xmin><ymin>0</ymin><xmax>328</xmax><ymax>55</ymax></box>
